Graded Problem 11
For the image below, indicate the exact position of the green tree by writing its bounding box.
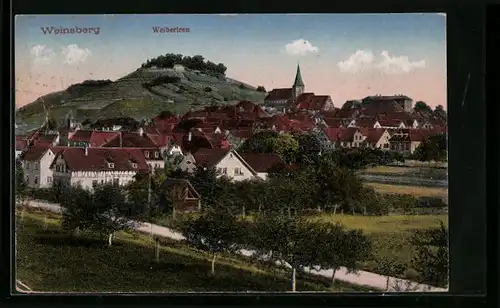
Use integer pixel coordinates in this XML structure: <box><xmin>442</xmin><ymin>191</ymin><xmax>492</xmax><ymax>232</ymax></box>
<box><xmin>15</xmin><ymin>158</ymin><xmax>26</xmax><ymax>198</ymax></box>
<box><xmin>239</xmin><ymin>131</ymin><xmax>299</xmax><ymax>163</ymax></box>
<box><xmin>248</xmin><ymin>215</ymin><xmax>320</xmax><ymax>292</ymax></box>
<box><xmin>188</xmin><ymin>167</ymin><xmax>233</xmax><ymax>210</ymax></box>
<box><xmin>414</xmin><ymin>101</ymin><xmax>433</xmax><ymax>114</ymax></box>
<box><xmin>125</xmin><ymin>169</ymin><xmax>168</xmax><ymax>219</ymax></box>
<box><xmin>256</xmin><ymin>86</ymin><xmax>267</xmax><ymax>92</ymax></box>
<box><xmin>293</xmin><ymin>133</ymin><xmax>322</xmax><ymax>165</ymax></box>
<box><xmin>180</xmin><ymin>209</ymin><xmax>245</xmax><ymax>274</ymax></box>
<box><xmin>269</xmin><ymin>168</ymin><xmax>318</xmax><ymax>217</ymax></box>
<box><xmin>312</xmin><ymin>158</ymin><xmax>364</xmax><ymax>214</ymax></box>
<box><xmin>433</xmin><ymin>105</ymin><xmax>447</xmax><ymax>120</ymax></box>
<box><xmin>61</xmin><ymin>186</ymin><xmax>97</xmax><ymax>235</ymax></box>
<box><xmin>233</xmin><ymin>179</ymin><xmax>270</xmax><ymax>215</ymax></box>
<box><xmin>413</xmin><ymin>134</ymin><xmax>447</xmax><ymax>162</ymax></box>
<box><xmin>410</xmin><ymin>221</ymin><xmax>449</xmax><ymax>288</ymax></box>
<box><xmin>314</xmin><ymin>224</ymin><xmax>373</xmax><ymax>286</ymax></box>
<box><xmin>62</xmin><ymin>184</ymin><xmax>139</xmax><ymax>246</ymax></box>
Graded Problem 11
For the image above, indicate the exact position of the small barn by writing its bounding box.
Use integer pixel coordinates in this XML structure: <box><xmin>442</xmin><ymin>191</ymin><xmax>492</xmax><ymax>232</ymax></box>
<box><xmin>158</xmin><ymin>178</ymin><xmax>201</xmax><ymax>213</ymax></box>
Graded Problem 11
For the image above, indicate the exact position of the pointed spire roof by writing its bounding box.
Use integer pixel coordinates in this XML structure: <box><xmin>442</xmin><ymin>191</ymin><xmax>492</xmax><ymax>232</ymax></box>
<box><xmin>293</xmin><ymin>64</ymin><xmax>305</xmax><ymax>87</ymax></box>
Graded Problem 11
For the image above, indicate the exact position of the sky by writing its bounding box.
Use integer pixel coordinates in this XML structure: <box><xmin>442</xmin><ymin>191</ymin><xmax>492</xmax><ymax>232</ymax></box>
<box><xmin>14</xmin><ymin>13</ymin><xmax>447</xmax><ymax>109</ymax></box>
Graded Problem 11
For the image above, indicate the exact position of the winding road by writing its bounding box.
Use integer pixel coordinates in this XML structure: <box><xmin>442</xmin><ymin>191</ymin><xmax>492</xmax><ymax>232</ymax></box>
<box><xmin>23</xmin><ymin>199</ymin><xmax>448</xmax><ymax>292</ymax></box>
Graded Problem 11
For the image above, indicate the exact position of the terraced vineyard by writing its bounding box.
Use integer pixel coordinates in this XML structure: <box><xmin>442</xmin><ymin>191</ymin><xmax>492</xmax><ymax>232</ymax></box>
<box><xmin>15</xmin><ymin>67</ymin><xmax>267</xmax><ymax>129</ymax></box>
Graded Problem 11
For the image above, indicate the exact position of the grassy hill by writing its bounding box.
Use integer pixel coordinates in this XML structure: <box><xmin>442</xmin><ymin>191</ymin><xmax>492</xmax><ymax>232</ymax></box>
<box><xmin>15</xmin><ymin>67</ymin><xmax>267</xmax><ymax>130</ymax></box>
<box><xmin>16</xmin><ymin>210</ymin><xmax>374</xmax><ymax>292</ymax></box>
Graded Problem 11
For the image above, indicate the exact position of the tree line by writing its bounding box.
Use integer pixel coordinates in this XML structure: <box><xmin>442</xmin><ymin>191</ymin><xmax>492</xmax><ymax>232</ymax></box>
<box><xmin>141</xmin><ymin>53</ymin><xmax>228</xmax><ymax>78</ymax></box>
<box><xmin>15</xmin><ymin>156</ymin><xmax>448</xmax><ymax>289</ymax></box>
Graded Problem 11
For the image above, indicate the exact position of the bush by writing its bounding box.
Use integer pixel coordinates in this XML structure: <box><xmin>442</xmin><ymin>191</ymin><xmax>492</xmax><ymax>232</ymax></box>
<box><xmin>417</xmin><ymin>197</ymin><xmax>447</xmax><ymax>208</ymax></box>
<box><xmin>141</xmin><ymin>53</ymin><xmax>227</xmax><ymax>77</ymax></box>
<box><xmin>204</xmin><ymin>87</ymin><xmax>212</xmax><ymax>92</ymax></box>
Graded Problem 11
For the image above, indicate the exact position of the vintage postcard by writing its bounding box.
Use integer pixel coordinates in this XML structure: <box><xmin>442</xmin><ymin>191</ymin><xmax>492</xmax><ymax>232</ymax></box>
<box><xmin>14</xmin><ymin>13</ymin><xmax>448</xmax><ymax>293</ymax></box>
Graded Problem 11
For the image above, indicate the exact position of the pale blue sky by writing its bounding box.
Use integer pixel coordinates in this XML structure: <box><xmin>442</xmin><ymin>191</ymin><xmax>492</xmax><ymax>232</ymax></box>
<box><xmin>15</xmin><ymin>14</ymin><xmax>447</xmax><ymax>107</ymax></box>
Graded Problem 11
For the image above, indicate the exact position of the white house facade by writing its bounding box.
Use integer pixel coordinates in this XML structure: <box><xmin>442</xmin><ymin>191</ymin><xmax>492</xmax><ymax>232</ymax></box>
<box><xmin>187</xmin><ymin>148</ymin><xmax>257</xmax><ymax>182</ymax></box>
<box><xmin>50</xmin><ymin>147</ymin><xmax>150</xmax><ymax>191</ymax></box>
<box><xmin>21</xmin><ymin>147</ymin><xmax>56</xmax><ymax>189</ymax></box>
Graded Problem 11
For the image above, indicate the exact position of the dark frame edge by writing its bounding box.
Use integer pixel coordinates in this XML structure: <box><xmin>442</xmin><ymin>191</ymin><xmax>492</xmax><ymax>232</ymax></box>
<box><xmin>3</xmin><ymin>0</ymin><xmax>492</xmax><ymax>307</ymax></box>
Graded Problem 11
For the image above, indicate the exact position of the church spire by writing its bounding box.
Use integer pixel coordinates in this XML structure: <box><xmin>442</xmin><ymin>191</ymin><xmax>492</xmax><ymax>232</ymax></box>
<box><xmin>293</xmin><ymin>63</ymin><xmax>305</xmax><ymax>87</ymax></box>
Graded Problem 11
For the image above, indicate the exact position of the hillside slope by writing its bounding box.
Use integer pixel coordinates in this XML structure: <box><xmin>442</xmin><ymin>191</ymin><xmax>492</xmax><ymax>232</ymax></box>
<box><xmin>16</xmin><ymin>67</ymin><xmax>266</xmax><ymax>129</ymax></box>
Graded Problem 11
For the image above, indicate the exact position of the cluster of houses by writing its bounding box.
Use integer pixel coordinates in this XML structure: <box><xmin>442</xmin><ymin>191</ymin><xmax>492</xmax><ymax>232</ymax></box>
<box><xmin>15</xmin><ymin>65</ymin><xmax>446</xmax><ymax>196</ymax></box>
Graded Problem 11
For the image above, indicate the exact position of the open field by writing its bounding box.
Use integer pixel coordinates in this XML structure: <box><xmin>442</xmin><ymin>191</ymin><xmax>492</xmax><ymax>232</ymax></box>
<box><xmin>362</xmin><ymin>165</ymin><xmax>448</xmax><ymax>181</ymax></box>
<box><xmin>154</xmin><ymin>210</ymin><xmax>448</xmax><ymax>282</ymax></box>
<box><xmin>307</xmin><ymin>213</ymin><xmax>448</xmax><ymax>280</ymax></box>
<box><xmin>15</xmin><ymin>211</ymin><xmax>372</xmax><ymax>293</ymax></box>
<box><xmin>363</xmin><ymin>166</ymin><xmax>417</xmax><ymax>174</ymax></box>
<box><xmin>307</xmin><ymin>214</ymin><xmax>448</xmax><ymax>234</ymax></box>
<box><xmin>365</xmin><ymin>182</ymin><xmax>448</xmax><ymax>199</ymax></box>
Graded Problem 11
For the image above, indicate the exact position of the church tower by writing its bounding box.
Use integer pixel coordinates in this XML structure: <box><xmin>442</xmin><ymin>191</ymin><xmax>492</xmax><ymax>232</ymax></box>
<box><xmin>292</xmin><ymin>64</ymin><xmax>305</xmax><ymax>99</ymax></box>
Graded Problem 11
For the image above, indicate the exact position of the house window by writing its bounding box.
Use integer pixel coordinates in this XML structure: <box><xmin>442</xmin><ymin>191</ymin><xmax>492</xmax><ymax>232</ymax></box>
<box><xmin>145</xmin><ymin>151</ymin><xmax>150</xmax><ymax>158</ymax></box>
<box><xmin>34</xmin><ymin>177</ymin><xmax>39</xmax><ymax>184</ymax></box>
<box><xmin>92</xmin><ymin>180</ymin><xmax>98</xmax><ymax>187</ymax></box>
<box><xmin>113</xmin><ymin>178</ymin><xmax>119</xmax><ymax>186</ymax></box>
<box><xmin>108</xmin><ymin>163</ymin><xmax>114</xmax><ymax>168</ymax></box>
<box><xmin>154</xmin><ymin>152</ymin><xmax>159</xmax><ymax>158</ymax></box>
<box><xmin>101</xmin><ymin>180</ymin><xmax>104</xmax><ymax>184</ymax></box>
<box><xmin>222</xmin><ymin>167</ymin><xmax>227</xmax><ymax>175</ymax></box>
<box><xmin>132</xmin><ymin>163</ymin><xmax>137</xmax><ymax>168</ymax></box>
<box><xmin>155</xmin><ymin>163</ymin><xmax>159</xmax><ymax>169</ymax></box>
<box><xmin>234</xmin><ymin>168</ymin><xmax>243</xmax><ymax>176</ymax></box>
<box><xmin>47</xmin><ymin>177</ymin><xmax>52</xmax><ymax>183</ymax></box>
<box><xmin>25</xmin><ymin>176</ymin><xmax>29</xmax><ymax>183</ymax></box>
<box><xmin>26</xmin><ymin>162</ymin><xmax>30</xmax><ymax>170</ymax></box>
<box><xmin>217</xmin><ymin>167</ymin><xmax>222</xmax><ymax>174</ymax></box>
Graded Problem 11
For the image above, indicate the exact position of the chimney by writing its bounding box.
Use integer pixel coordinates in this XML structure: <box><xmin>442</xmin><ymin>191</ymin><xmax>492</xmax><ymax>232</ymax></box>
<box><xmin>138</xmin><ymin>127</ymin><xmax>144</xmax><ymax>136</ymax></box>
<box><xmin>188</xmin><ymin>132</ymin><xmax>192</xmax><ymax>142</ymax></box>
<box><xmin>84</xmin><ymin>146</ymin><xmax>88</xmax><ymax>156</ymax></box>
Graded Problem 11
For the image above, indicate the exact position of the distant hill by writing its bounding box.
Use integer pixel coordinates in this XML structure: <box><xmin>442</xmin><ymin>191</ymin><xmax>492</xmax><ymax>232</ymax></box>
<box><xmin>16</xmin><ymin>65</ymin><xmax>267</xmax><ymax>130</ymax></box>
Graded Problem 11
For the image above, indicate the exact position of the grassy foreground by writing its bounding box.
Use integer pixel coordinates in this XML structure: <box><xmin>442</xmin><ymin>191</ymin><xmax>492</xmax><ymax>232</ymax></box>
<box><xmin>15</xmin><ymin>210</ymin><xmax>373</xmax><ymax>293</ymax></box>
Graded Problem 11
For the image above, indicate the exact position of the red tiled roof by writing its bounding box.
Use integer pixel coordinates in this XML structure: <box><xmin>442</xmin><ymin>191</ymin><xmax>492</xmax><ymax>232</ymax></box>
<box><xmin>323</xmin><ymin>117</ymin><xmax>343</xmax><ymax>128</ymax></box>
<box><xmin>335</xmin><ymin>109</ymin><xmax>358</xmax><ymax>119</ymax></box>
<box><xmin>102</xmin><ymin>132</ymin><xmax>158</xmax><ymax>148</ymax></box>
<box><xmin>363</xmin><ymin>95</ymin><xmax>412</xmax><ymax>101</ymax></box>
<box><xmin>338</xmin><ymin>127</ymin><xmax>357</xmax><ymax>142</ymax></box>
<box><xmin>37</xmin><ymin>133</ymin><xmax>58</xmax><ymax>142</ymax></box>
<box><xmin>229</xmin><ymin>129</ymin><xmax>253</xmax><ymax>139</ymax></box>
<box><xmin>192</xmin><ymin>148</ymin><xmax>231</xmax><ymax>168</ymax></box>
<box><xmin>51</xmin><ymin>146</ymin><xmax>67</xmax><ymax>155</ymax></box>
<box><xmin>148</xmin><ymin>134</ymin><xmax>173</xmax><ymax>147</ymax></box>
<box><xmin>362</xmin><ymin>128</ymin><xmax>387</xmax><ymax>144</ymax></box>
<box><xmin>264</xmin><ymin>88</ymin><xmax>293</xmax><ymax>101</ymax></box>
<box><xmin>319</xmin><ymin>108</ymin><xmax>340</xmax><ymax>118</ymax></box>
<box><xmin>292</xmin><ymin>94</ymin><xmax>333</xmax><ymax>112</ymax></box>
<box><xmin>378</xmin><ymin>119</ymin><xmax>404</xmax><ymax>127</ymax></box>
<box><xmin>20</xmin><ymin>145</ymin><xmax>51</xmax><ymax>161</ymax></box>
<box><xmin>389</xmin><ymin>129</ymin><xmax>433</xmax><ymax>143</ymax></box>
<box><xmin>182</xmin><ymin>131</ymin><xmax>215</xmax><ymax>153</ymax></box>
<box><xmin>69</xmin><ymin>130</ymin><xmax>93</xmax><ymax>142</ymax></box>
<box><xmin>239</xmin><ymin>153</ymin><xmax>292</xmax><ymax>173</ymax></box>
<box><xmin>353</xmin><ymin>118</ymin><xmax>380</xmax><ymax>128</ymax></box>
<box><xmin>54</xmin><ymin>148</ymin><xmax>150</xmax><ymax>172</ymax></box>
<box><xmin>322</xmin><ymin>127</ymin><xmax>341</xmax><ymax>142</ymax></box>
<box><xmin>15</xmin><ymin>140</ymin><xmax>28</xmax><ymax>151</ymax></box>
<box><xmin>89</xmin><ymin>131</ymin><xmax>120</xmax><ymax>147</ymax></box>
<box><xmin>235</xmin><ymin>100</ymin><xmax>258</xmax><ymax>112</ymax></box>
